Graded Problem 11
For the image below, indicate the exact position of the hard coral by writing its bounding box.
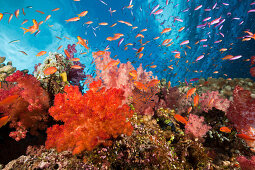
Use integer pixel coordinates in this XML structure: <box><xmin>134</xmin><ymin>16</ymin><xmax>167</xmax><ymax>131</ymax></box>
<box><xmin>185</xmin><ymin>114</ymin><xmax>211</xmax><ymax>141</ymax></box>
<box><xmin>45</xmin><ymin>79</ymin><xmax>134</xmax><ymax>154</ymax></box>
<box><xmin>0</xmin><ymin>71</ymin><xmax>50</xmax><ymax>140</ymax></box>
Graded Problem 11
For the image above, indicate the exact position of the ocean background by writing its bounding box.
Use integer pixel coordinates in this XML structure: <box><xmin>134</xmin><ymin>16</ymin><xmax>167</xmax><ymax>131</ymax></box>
<box><xmin>0</xmin><ymin>0</ymin><xmax>255</xmax><ymax>87</ymax></box>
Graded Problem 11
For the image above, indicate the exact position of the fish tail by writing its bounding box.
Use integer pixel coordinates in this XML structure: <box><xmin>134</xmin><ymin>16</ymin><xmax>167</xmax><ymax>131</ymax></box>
<box><xmin>20</xmin><ymin>27</ymin><xmax>29</xmax><ymax>34</ymax></box>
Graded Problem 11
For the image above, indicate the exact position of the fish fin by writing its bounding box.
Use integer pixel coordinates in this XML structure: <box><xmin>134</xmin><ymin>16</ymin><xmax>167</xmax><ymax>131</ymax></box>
<box><xmin>20</xmin><ymin>27</ymin><xmax>29</xmax><ymax>34</ymax></box>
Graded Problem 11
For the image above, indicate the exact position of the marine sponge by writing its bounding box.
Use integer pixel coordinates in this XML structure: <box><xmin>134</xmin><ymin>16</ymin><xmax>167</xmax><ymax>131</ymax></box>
<box><xmin>45</xmin><ymin>79</ymin><xmax>134</xmax><ymax>154</ymax></box>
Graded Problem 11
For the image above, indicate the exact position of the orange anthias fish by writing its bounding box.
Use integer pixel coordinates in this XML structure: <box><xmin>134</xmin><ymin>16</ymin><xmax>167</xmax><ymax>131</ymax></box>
<box><xmin>220</xmin><ymin>127</ymin><xmax>231</xmax><ymax>133</ymax></box>
<box><xmin>186</xmin><ymin>88</ymin><xmax>196</xmax><ymax>98</ymax></box>
<box><xmin>193</xmin><ymin>93</ymin><xmax>199</xmax><ymax>107</ymax></box>
<box><xmin>0</xmin><ymin>116</ymin><xmax>10</xmax><ymax>128</ymax></box>
<box><xmin>99</xmin><ymin>22</ymin><xmax>108</xmax><ymax>26</ymax></box>
<box><xmin>45</xmin><ymin>15</ymin><xmax>51</xmax><ymax>22</ymax></box>
<box><xmin>64</xmin><ymin>49</ymin><xmax>71</xmax><ymax>59</ymax></box>
<box><xmin>65</xmin><ymin>17</ymin><xmax>80</xmax><ymax>22</ymax></box>
<box><xmin>77</xmin><ymin>11</ymin><xmax>88</xmax><ymax>17</ymax></box>
<box><xmin>161</xmin><ymin>28</ymin><xmax>171</xmax><ymax>34</ymax></box>
<box><xmin>71</xmin><ymin>58</ymin><xmax>80</xmax><ymax>61</ymax></box>
<box><xmin>222</xmin><ymin>55</ymin><xmax>234</xmax><ymax>60</ymax></box>
<box><xmin>21</xmin><ymin>19</ymin><xmax>39</xmax><ymax>34</ymax></box>
<box><xmin>71</xmin><ymin>65</ymin><xmax>83</xmax><ymax>69</ymax></box>
<box><xmin>129</xmin><ymin>70</ymin><xmax>137</xmax><ymax>80</ymax></box>
<box><xmin>0</xmin><ymin>95</ymin><xmax>20</xmax><ymax>106</ymax></box>
<box><xmin>57</xmin><ymin>45</ymin><xmax>63</xmax><ymax>50</ymax></box>
<box><xmin>137</xmin><ymin>47</ymin><xmax>144</xmax><ymax>53</ymax></box>
<box><xmin>43</xmin><ymin>67</ymin><xmax>57</xmax><ymax>75</ymax></box>
<box><xmin>187</xmin><ymin>106</ymin><xmax>192</xmax><ymax>114</ymax></box>
<box><xmin>237</xmin><ymin>134</ymin><xmax>255</xmax><ymax>140</ymax></box>
<box><xmin>94</xmin><ymin>51</ymin><xmax>105</xmax><ymax>56</ymax></box>
<box><xmin>15</xmin><ymin>9</ymin><xmax>19</xmax><ymax>18</ymax></box>
<box><xmin>77</xmin><ymin>36</ymin><xmax>89</xmax><ymax>50</ymax></box>
<box><xmin>36</xmin><ymin>51</ymin><xmax>47</xmax><ymax>57</ymax></box>
<box><xmin>36</xmin><ymin>10</ymin><xmax>45</xmax><ymax>14</ymax></box>
<box><xmin>150</xmin><ymin>65</ymin><xmax>157</xmax><ymax>68</ymax></box>
<box><xmin>174</xmin><ymin>114</ymin><xmax>188</xmax><ymax>125</ymax></box>
<box><xmin>52</xmin><ymin>8</ymin><xmax>60</xmax><ymax>11</ymax></box>
<box><xmin>147</xmin><ymin>79</ymin><xmax>160</xmax><ymax>87</ymax></box>
<box><xmin>104</xmin><ymin>60</ymin><xmax>120</xmax><ymax>70</ymax></box>
<box><xmin>134</xmin><ymin>81</ymin><xmax>149</xmax><ymax>91</ymax></box>
<box><xmin>0</xmin><ymin>13</ymin><xmax>3</xmax><ymax>21</ymax></box>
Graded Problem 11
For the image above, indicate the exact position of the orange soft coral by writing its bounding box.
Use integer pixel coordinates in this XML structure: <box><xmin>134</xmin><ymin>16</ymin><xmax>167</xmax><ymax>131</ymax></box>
<box><xmin>45</xmin><ymin>79</ymin><xmax>134</xmax><ymax>154</ymax></box>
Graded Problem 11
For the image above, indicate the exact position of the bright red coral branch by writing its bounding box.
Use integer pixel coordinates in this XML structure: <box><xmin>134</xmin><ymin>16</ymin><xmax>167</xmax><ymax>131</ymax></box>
<box><xmin>45</xmin><ymin>79</ymin><xmax>134</xmax><ymax>154</ymax></box>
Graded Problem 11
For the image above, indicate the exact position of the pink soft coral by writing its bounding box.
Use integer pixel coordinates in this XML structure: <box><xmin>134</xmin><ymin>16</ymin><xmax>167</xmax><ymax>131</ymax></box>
<box><xmin>45</xmin><ymin>80</ymin><xmax>134</xmax><ymax>154</ymax></box>
<box><xmin>92</xmin><ymin>51</ymin><xmax>159</xmax><ymax>115</ymax></box>
<box><xmin>0</xmin><ymin>71</ymin><xmax>50</xmax><ymax>141</ymax></box>
<box><xmin>185</xmin><ymin>114</ymin><xmax>211</xmax><ymax>141</ymax></box>
<box><xmin>199</xmin><ymin>91</ymin><xmax>230</xmax><ymax>112</ymax></box>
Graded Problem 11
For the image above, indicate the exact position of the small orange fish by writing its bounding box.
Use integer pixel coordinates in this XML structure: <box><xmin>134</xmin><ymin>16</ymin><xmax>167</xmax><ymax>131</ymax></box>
<box><xmin>135</xmin><ymin>33</ymin><xmax>144</xmax><ymax>38</ymax></box>
<box><xmin>64</xmin><ymin>49</ymin><xmax>71</xmax><ymax>59</ymax></box>
<box><xmin>77</xmin><ymin>11</ymin><xmax>88</xmax><ymax>17</ymax></box>
<box><xmin>154</xmin><ymin>36</ymin><xmax>160</xmax><ymax>40</ymax></box>
<box><xmin>94</xmin><ymin>51</ymin><xmax>105</xmax><ymax>56</ymax></box>
<box><xmin>14</xmin><ymin>9</ymin><xmax>19</xmax><ymax>18</ymax></box>
<box><xmin>52</xmin><ymin>8</ymin><xmax>60</xmax><ymax>11</ymax></box>
<box><xmin>56</xmin><ymin>36</ymin><xmax>62</xmax><ymax>40</ymax></box>
<box><xmin>237</xmin><ymin>134</ymin><xmax>255</xmax><ymax>140</ymax></box>
<box><xmin>104</xmin><ymin>60</ymin><xmax>120</xmax><ymax>70</ymax></box>
<box><xmin>99</xmin><ymin>22</ymin><xmax>108</xmax><ymax>26</ymax></box>
<box><xmin>193</xmin><ymin>93</ymin><xmax>199</xmax><ymax>107</ymax></box>
<box><xmin>45</xmin><ymin>15</ymin><xmax>51</xmax><ymax>22</ymax></box>
<box><xmin>43</xmin><ymin>67</ymin><xmax>57</xmax><ymax>75</ymax></box>
<box><xmin>140</xmin><ymin>28</ymin><xmax>147</xmax><ymax>32</ymax></box>
<box><xmin>0</xmin><ymin>95</ymin><xmax>20</xmax><ymax>105</ymax></box>
<box><xmin>36</xmin><ymin>10</ymin><xmax>45</xmax><ymax>14</ymax></box>
<box><xmin>77</xmin><ymin>36</ymin><xmax>89</xmax><ymax>50</ymax></box>
<box><xmin>208</xmin><ymin>98</ymin><xmax>214</xmax><ymax>106</ymax></box>
<box><xmin>175</xmin><ymin>53</ymin><xmax>181</xmax><ymax>59</ymax></box>
<box><xmin>147</xmin><ymin>79</ymin><xmax>160</xmax><ymax>87</ymax></box>
<box><xmin>222</xmin><ymin>55</ymin><xmax>233</xmax><ymax>60</ymax></box>
<box><xmin>186</xmin><ymin>88</ymin><xmax>196</xmax><ymax>98</ymax></box>
<box><xmin>129</xmin><ymin>70</ymin><xmax>137</xmax><ymax>80</ymax></box>
<box><xmin>174</xmin><ymin>114</ymin><xmax>188</xmax><ymax>125</ymax></box>
<box><xmin>57</xmin><ymin>45</ymin><xmax>63</xmax><ymax>50</ymax></box>
<box><xmin>138</xmin><ymin>53</ymin><xmax>143</xmax><ymax>59</ymax></box>
<box><xmin>65</xmin><ymin>17</ymin><xmax>80</xmax><ymax>22</ymax></box>
<box><xmin>19</xmin><ymin>51</ymin><xmax>28</xmax><ymax>55</ymax></box>
<box><xmin>21</xmin><ymin>19</ymin><xmax>28</xmax><ymax>25</ymax></box>
<box><xmin>0</xmin><ymin>13</ymin><xmax>3</xmax><ymax>21</ymax></box>
<box><xmin>220</xmin><ymin>127</ymin><xmax>231</xmax><ymax>133</ymax></box>
<box><xmin>178</xmin><ymin>27</ymin><xmax>185</xmax><ymax>32</ymax></box>
<box><xmin>85</xmin><ymin>21</ymin><xmax>93</xmax><ymax>24</ymax></box>
<box><xmin>38</xmin><ymin>21</ymin><xmax>43</xmax><ymax>25</ymax></box>
<box><xmin>134</xmin><ymin>81</ymin><xmax>148</xmax><ymax>91</ymax></box>
<box><xmin>168</xmin><ymin>81</ymin><xmax>171</xmax><ymax>88</ymax></box>
<box><xmin>71</xmin><ymin>58</ymin><xmax>80</xmax><ymax>61</ymax></box>
<box><xmin>71</xmin><ymin>65</ymin><xmax>82</xmax><ymax>69</ymax></box>
<box><xmin>137</xmin><ymin>47</ymin><xmax>144</xmax><ymax>53</ymax></box>
<box><xmin>150</xmin><ymin>65</ymin><xmax>157</xmax><ymax>68</ymax></box>
<box><xmin>22</xmin><ymin>8</ymin><xmax>25</xmax><ymax>16</ymax></box>
<box><xmin>161</xmin><ymin>28</ymin><xmax>171</xmax><ymax>34</ymax></box>
<box><xmin>36</xmin><ymin>51</ymin><xmax>47</xmax><ymax>57</ymax></box>
<box><xmin>8</xmin><ymin>14</ymin><xmax>13</xmax><ymax>24</ymax></box>
<box><xmin>110</xmin><ymin>23</ymin><xmax>117</xmax><ymax>27</ymax></box>
<box><xmin>0</xmin><ymin>116</ymin><xmax>10</xmax><ymax>128</ymax></box>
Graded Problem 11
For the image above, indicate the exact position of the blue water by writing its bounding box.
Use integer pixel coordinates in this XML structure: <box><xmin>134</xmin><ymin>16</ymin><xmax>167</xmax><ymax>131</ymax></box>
<box><xmin>0</xmin><ymin>0</ymin><xmax>255</xmax><ymax>86</ymax></box>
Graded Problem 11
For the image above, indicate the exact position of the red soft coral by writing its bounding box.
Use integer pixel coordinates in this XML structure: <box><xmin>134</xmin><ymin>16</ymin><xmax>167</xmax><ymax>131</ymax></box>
<box><xmin>0</xmin><ymin>71</ymin><xmax>50</xmax><ymax>140</ymax></box>
<box><xmin>185</xmin><ymin>114</ymin><xmax>211</xmax><ymax>141</ymax></box>
<box><xmin>236</xmin><ymin>155</ymin><xmax>255</xmax><ymax>170</ymax></box>
<box><xmin>45</xmin><ymin>79</ymin><xmax>134</xmax><ymax>154</ymax></box>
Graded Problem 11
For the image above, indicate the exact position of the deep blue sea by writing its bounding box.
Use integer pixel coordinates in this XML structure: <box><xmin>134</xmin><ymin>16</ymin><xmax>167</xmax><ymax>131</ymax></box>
<box><xmin>0</xmin><ymin>0</ymin><xmax>255</xmax><ymax>86</ymax></box>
